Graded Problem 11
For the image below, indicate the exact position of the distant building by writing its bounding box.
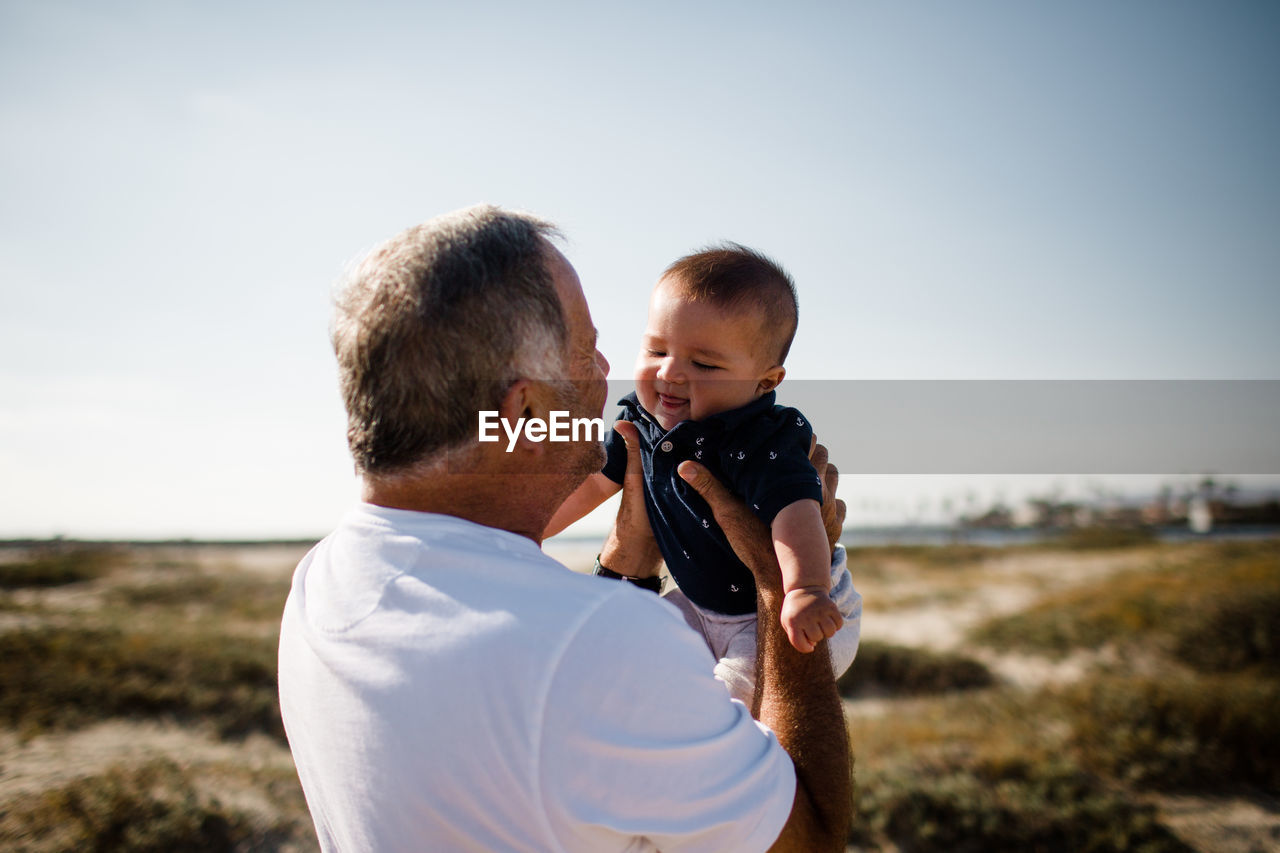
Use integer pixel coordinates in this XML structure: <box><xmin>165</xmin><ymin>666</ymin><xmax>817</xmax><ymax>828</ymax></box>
<box><xmin>1188</xmin><ymin>496</ymin><xmax>1212</xmax><ymax>534</ymax></box>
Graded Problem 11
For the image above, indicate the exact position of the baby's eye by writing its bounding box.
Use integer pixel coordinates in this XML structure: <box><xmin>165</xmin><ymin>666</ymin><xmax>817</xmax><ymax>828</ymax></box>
<box><xmin>692</xmin><ymin>361</ymin><xmax>721</xmax><ymax>371</ymax></box>
<box><xmin>646</xmin><ymin>349</ymin><xmax>666</xmax><ymax>358</ymax></box>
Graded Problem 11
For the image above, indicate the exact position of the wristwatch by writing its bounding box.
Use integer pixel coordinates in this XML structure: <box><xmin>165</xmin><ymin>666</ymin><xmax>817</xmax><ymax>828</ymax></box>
<box><xmin>592</xmin><ymin>554</ymin><xmax>663</xmax><ymax>594</ymax></box>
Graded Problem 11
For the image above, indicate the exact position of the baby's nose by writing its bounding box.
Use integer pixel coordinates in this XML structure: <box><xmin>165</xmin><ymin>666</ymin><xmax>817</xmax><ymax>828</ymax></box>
<box><xmin>656</xmin><ymin>357</ymin><xmax>683</xmax><ymax>383</ymax></box>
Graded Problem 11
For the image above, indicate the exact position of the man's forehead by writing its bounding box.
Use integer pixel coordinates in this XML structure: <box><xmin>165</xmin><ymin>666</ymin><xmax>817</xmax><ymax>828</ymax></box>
<box><xmin>544</xmin><ymin>244</ymin><xmax>591</xmax><ymax>325</ymax></box>
<box><xmin>544</xmin><ymin>244</ymin><xmax>575</xmax><ymax>278</ymax></box>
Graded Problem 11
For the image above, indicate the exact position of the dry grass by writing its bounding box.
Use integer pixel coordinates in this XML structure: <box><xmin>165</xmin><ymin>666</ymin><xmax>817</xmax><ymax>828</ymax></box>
<box><xmin>847</xmin><ymin>688</ymin><xmax>1195</xmax><ymax>851</ymax></box>
<box><xmin>0</xmin><ymin>546</ymin><xmax>117</xmax><ymax>589</ymax></box>
<box><xmin>838</xmin><ymin>641</ymin><xmax>994</xmax><ymax>698</ymax></box>
<box><xmin>0</xmin><ymin>759</ymin><xmax>305</xmax><ymax>853</ymax></box>
<box><xmin>0</xmin><ymin>543</ymin><xmax>311</xmax><ymax>851</ymax></box>
<box><xmin>1062</xmin><ymin>673</ymin><xmax>1280</xmax><ymax>792</ymax></box>
<box><xmin>0</xmin><ymin>625</ymin><xmax>283</xmax><ymax>741</ymax></box>
<box><xmin>845</xmin><ymin>537</ymin><xmax>1280</xmax><ymax>851</ymax></box>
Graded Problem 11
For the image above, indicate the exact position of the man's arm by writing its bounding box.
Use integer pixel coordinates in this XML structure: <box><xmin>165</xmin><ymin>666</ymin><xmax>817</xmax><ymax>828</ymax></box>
<box><xmin>544</xmin><ymin>472</ymin><xmax>621</xmax><ymax>539</ymax></box>
<box><xmin>678</xmin><ymin>443</ymin><xmax>852</xmax><ymax>853</ymax></box>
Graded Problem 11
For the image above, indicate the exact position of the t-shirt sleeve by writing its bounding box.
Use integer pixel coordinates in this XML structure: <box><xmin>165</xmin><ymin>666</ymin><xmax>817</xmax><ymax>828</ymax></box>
<box><xmin>536</xmin><ymin>588</ymin><xmax>796</xmax><ymax>853</ymax></box>
<box><xmin>732</xmin><ymin>410</ymin><xmax>823</xmax><ymax>525</ymax></box>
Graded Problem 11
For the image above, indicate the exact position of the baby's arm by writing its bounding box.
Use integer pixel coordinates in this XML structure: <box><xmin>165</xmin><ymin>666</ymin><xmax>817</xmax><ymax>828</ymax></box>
<box><xmin>543</xmin><ymin>472</ymin><xmax>622</xmax><ymax>539</ymax></box>
<box><xmin>772</xmin><ymin>499</ymin><xmax>844</xmax><ymax>653</ymax></box>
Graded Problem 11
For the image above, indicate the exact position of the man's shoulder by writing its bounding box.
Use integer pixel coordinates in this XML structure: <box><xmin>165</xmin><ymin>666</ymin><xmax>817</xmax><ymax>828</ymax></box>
<box><xmin>560</xmin><ymin>578</ymin><xmax>691</xmax><ymax>643</ymax></box>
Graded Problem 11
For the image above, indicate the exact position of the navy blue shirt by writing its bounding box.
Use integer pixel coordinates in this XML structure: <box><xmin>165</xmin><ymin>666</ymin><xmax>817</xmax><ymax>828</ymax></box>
<box><xmin>602</xmin><ymin>391</ymin><xmax>823</xmax><ymax>615</ymax></box>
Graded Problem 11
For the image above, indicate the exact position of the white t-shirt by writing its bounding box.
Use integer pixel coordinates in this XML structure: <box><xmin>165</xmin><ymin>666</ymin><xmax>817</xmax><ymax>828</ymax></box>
<box><xmin>278</xmin><ymin>504</ymin><xmax>796</xmax><ymax>852</ymax></box>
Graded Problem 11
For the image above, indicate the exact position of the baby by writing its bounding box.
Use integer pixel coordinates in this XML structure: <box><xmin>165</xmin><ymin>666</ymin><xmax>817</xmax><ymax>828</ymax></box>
<box><xmin>547</xmin><ymin>244</ymin><xmax>844</xmax><ymax>661</ymax></box>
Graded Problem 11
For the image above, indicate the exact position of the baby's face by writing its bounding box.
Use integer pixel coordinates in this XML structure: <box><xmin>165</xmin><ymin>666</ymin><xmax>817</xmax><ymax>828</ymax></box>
<box><xmin>634</xmin><ymin>277</ymin><xmax>783</xmax><ymax>431</ymax></box>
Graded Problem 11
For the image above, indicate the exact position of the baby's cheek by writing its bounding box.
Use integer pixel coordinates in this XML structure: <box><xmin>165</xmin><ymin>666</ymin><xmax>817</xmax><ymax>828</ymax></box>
<box><xmin>633</xmin><ymin>377</ymin><xmax>657</xmax><ymax>411</ymax></box>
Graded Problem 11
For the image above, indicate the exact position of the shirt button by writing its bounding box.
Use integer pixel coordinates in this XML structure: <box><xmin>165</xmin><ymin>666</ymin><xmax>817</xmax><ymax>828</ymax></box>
<box><xmin>660</xmin><ymin>440</ymin><xmax>674</xmax><ymax>452</ymax></box>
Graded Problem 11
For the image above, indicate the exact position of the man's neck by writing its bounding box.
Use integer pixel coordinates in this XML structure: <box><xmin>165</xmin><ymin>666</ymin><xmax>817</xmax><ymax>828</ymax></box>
<box><xmin>361</xmin><ymin>471</ymin><xmax>565</xmax><ymax>544</ymax></box>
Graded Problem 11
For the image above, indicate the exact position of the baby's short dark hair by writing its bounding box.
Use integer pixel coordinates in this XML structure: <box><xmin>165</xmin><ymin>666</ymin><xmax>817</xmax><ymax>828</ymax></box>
<box><xmin>661</xmin><ymin>243</ymin><xmax>798</xmax><ymax>366</ymax></box>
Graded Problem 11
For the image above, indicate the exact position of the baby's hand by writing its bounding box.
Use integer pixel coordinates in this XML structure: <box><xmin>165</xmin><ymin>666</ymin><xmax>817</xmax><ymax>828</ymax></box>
<box><xmin>780</xmin><ymin>585</ymin><xmax>843</xmax><ymax>653</ymax></box>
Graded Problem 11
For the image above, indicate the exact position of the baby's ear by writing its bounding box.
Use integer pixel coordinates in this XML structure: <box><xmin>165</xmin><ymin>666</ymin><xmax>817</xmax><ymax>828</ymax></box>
<box><xmin>757</xmin><ymin>365</ymin><xmax>786</xmax><ymax>394</ymax></box>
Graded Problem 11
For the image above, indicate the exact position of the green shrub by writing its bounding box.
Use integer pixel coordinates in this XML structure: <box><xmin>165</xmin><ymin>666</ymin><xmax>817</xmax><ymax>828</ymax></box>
<box><xmin>108</xmin><ymin>572</ymin><xmax>289</xmax><ymax>621</ymax></box>
<box><xmin>839</xmin><ymin>642</ymin><xmax>994</xmax><ymax>698</ymax></box>
<box><xmin>970</xmin><ymin>601</ymin><xmax>1109</xmax><ymax>657</ymax></box>
<box><xmin>1062</xmin><ymin>674</ymin><xmax>1280</xmax><ymax>792</ymax></box>
<box><xmin>0</xmin><ymin>547</ymin><xmax>115</xmax><ymax>589</ymax></box>
<box><xmin>850</xmin><ymin>757</ymin><xmax>1191</xmax><ymax>852</ymax></box>
<box><xmin>0</xmin><ymin>760</ymin><xmax>287</xmax><ymax>852</ymax></box>
<box><xmin>0</xmin><ymin>626</ymin><xmax>283</xmax><ymax>741</ymax></box>
<box><xmin>1173</xmin><ymin>588</ymin><xmax>1280</xmax><ymax>674</ymax></box>
<box><xmin>851</xmin><ymin>544</ymin><xmax>995</xmax><ymax>569</ymax></box>
<box><xmin>1046</xmin><ymin>527</ymin><xmax>1158</xmax><ymax>551</ymax></box>
<box><xmin>969</xmin><ymin>572</ymin><xmax>1177</xmax><ymax>657</ymax></box>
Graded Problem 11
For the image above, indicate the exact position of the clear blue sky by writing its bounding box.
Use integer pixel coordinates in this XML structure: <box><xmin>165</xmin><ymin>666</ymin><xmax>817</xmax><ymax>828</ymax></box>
<box><xmin>2</xmin><ymin>1</ymin><xmax>1278</xmax><ymax>538</ymax></box>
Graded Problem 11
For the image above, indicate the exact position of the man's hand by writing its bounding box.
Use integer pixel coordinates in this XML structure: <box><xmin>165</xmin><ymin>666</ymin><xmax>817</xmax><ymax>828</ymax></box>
<box><xmin>809</xmin><ymin>439</ymin><xmax>846</xmax><ymax>551</ymax></box>
<box><xmin>675</xmin><ymin>456</ymin><xmax>779</xmax><ymax>591</ymax></box>
<box><xmin>598</xmin><ymin>420</ymin><xmax>662</xmax><ymax>578</ymax></box>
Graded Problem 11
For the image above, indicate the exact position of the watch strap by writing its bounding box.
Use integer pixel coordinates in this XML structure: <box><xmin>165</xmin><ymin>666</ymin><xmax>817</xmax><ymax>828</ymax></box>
<box><xmin>593</xmin><ymin>554</ymin><xmax>662</xmax><ymax>594</ymax></box>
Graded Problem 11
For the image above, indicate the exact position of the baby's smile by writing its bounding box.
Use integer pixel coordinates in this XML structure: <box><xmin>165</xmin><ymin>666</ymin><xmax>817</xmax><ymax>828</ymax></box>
<box><xmin>655</xmin><ymin>391</ymin><xmax>690</xmax><ymax>419</ymax></box>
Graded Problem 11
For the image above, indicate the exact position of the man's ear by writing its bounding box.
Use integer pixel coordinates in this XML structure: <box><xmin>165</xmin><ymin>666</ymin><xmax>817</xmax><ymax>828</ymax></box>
<box><xmin>499</xmin><ymin>379</ymin><xmax>531</xmax><ymax>423</ymax></box>
<box><xmin>757</xmin><ymin>365</ymin><xmax>786</xmax><ymax>394</ymax></box>
<box><xmin>498</xmin><ymin>378</ymin><xmax>555</xmax><ymax>455</ymax></box>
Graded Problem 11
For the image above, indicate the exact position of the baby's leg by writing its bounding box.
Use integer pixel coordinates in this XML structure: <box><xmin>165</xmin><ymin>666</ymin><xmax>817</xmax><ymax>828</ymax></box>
<box><xmin>665</xmin><ymin>588</ymin><xmax>759</xmax><ymax>704</ymax></box>
<box><xmin>826</xmin><ymin>544</ymin><xmax>862</xmax><ymax>680</ymax></box>
<box><xmin>712</xmin><ymin>617</ymin><xmax>760</xmax><ymax>706</ymax></box>
<box><xmin>662</xmin><ymin>587</ymin><xmax>712</xmax><ymax>643</ymax></box>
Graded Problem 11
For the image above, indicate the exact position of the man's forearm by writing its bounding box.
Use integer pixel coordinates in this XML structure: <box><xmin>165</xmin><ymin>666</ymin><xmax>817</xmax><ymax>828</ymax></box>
<box><xmin>598</xmin><ymin>523</ymin><xmax>663</xmax><ymax>579</ymax></box>
<box><xmin>755</xmin><ymin>585</ymin><xmax>852</xmax><ymax>852</ymax></box>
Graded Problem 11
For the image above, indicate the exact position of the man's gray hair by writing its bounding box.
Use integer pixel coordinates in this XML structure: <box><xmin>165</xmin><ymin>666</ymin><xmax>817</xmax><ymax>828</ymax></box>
<box><xmin>331</xmin><ymin>205</ymin><xmax>567</xmax><ymax>474</ymax></box>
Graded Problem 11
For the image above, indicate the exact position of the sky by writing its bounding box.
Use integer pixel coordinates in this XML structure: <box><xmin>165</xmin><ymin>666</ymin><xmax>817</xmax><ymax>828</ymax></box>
<box><xmin>2</xmin><ymin>0</ymin><xmax>1278</xmax><ymax>539</ymax></box>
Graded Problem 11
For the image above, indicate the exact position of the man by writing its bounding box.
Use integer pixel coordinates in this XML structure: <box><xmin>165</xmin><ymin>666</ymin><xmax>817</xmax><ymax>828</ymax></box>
<box><xmin>278</xmin><ymin>205</ymin><xmax>853</xmax><ymax>852</ymax></box>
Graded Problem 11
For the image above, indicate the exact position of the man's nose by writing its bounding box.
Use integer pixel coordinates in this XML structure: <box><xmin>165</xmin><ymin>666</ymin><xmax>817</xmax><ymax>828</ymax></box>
<box><xmin>596</xmin><ymin>349</ymin><xmax>609</xmax><ymax>377</ymax></box>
